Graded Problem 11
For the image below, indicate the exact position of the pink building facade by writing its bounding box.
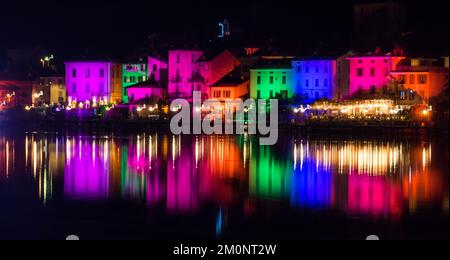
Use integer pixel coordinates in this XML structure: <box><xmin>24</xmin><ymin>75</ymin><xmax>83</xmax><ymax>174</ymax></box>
<box><xmin>148</xmin><ymin>56</ymin><xmax>168</xmax><ymax>82</ymax></box>
<box><xmin>348</xmin><ymin>53</ymin><xmax>405</xmax><ymax>96</ymax></box>
<box><xmin>168</xmin><ymin>50</ymin><xmax>241</xmax><ymax>100</ymax></box>
<box><xmin>126</xmin><ymin>83</ymin><xmax>165</xmax><ymax>104</ymax></box>
<box><xmin>168</xmin><ymin>50</ymin><xmax>204</xmax><ymax>100</ymax></box>
<box><xmin>65</xmin><ymin>61</ymin><xmax>122</xmax><ymax>105</ymax></box>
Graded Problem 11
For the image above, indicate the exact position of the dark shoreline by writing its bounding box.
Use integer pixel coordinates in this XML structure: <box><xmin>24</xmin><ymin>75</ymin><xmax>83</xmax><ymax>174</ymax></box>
<box><xmin>1</xmin><ymin>118</ymin><xmax>448</xmax><ymax>139</ymax></box>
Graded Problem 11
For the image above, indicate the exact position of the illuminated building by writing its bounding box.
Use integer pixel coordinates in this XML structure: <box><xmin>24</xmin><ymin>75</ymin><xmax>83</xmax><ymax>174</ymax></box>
<box><xmin>168</xmin><ymin>49</ymin><xmax>240</xmax><ymax>100</ymax></box>
<box><xmin>126</xmin><ymin>80</ymin><xmax>165</xmax><ymax>104</ymax></box>
<box><xmin>0</xmin><ymin>73</ymin><xmax>33</xmax><ymax>109</ymax></box>
<box><xmin>209</xmin><ymin>67</ymin><xmax>249</xmax><ymax>101</ymax></box>
<box><xmin>250</xmin><ymin>57</ymin><xmax>294</xmax><ymax>100</ymax></box>
<box><xmin>122</xmin><ymin>60</ymin><xmax>148</xmax><ymax>104</ymax></box>
<box><xmin>292</xmin><ymin>58</ymin><xmax>336</xmax><ymax>103</ymax></box>
<box><xmin>168</xmin><ymin>50</ymin><xmax>204</xmax><ymax>100</ymax></box>
<box><xmin>390</xmin><ymin>57</ymin><xmax>449</xmax><ymax>101</ymax></box>
<box><xmin>32</xmin><ymin>74</ymin><xmax>66</xmax><ymax>106</ymax></box>
<box><xmin>148</xmin><ymin>56</ymin><xmax>168</xmax><ymax>83</ymax></box>
<box><xmin>347</xmin><ymin>50</ymin><xmax>405</xmax><ymax>96</ymax></box>
<box><xmin>334</xmin><ymin>52</ymin><xmax>352</xmax><ymax>100</ymax></box>
<box><xmin>197</xmin><ymin>49</ymin><xmax>241</xmax><ymax>90</ymax></box>
<box><xmin>65</xmin><ymin>61</ymin><xmax>123</xmax><ymax>106</ymax></box>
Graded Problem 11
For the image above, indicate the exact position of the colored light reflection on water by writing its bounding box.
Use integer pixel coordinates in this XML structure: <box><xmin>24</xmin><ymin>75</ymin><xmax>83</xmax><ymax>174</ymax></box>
<box><xmin>1</xmin><ymin>133</ymin><xmax>448</xmax><ymax>235</ymax></box>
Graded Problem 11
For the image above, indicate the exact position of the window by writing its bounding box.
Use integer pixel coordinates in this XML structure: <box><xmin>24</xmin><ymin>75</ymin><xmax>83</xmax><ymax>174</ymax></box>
<box><xmin>357</xmin><ymin>68</ymin><xmax>364</xmax><ymax>77</ymax></box>
<box><xmin>99</xmin><ymin>69</ymin><xmax>104</xmax><ymax>78</ymax></box>
<box><xmin>176</xmin><ymin>54</ymin><xmax>181</xmax><ymax>63</ymax></box>
<box><xmin>411</xmin><ymin>59</ymin><xmax>420</xmax><ymax>67</ymax></box>
<box><xmin>315</xmin><ymin>66</ymin><xmax>320</xmax><ymax>73</ymax></box>
<box><xmin>282</xmin><ymin>76</ymin><xmax>287</xmax><ymax>84</ymax></box>
<box><xmin>315</xmin><ymin>92</ymin><xmax>320</xmax><ymax>99</ymax></box>
<box><xmin>419</xmin><ymin>75</ymin><xmax>428</xmax><ymax>84</ymax></box>
<box><xmin>409</xmin><ymin>91</ymin><xmax>415</xmax><ymax>100</ymax></box>
<box><xmin>280</xmin><ymin>90</ymin><xmax>288</xmax><ymax>100</ymax></box>
<box><xmin>72</xmin><ymin>69</ymin><xmax>77</xmax><ymax>78</ymax></box>
<box><xmin>85</xmin><ymin>84</ymin><xmax>90</xmax><ymax>93</ymax></box>
<box><xmin>86</xmin><ymin>69</ymin><xmax>90</xmax><ymax>78</ymax></box>
<box><xmin>99</xmin><ymin>83</ymin><xmax>105</xmax><ymax>94</ymax></box>
<box><xmin>270</xmin><ymin>90</ymin><xmax>274</xmax><ymax>98</ymax></box>
<box><xmin>324</xmin><ymin>65</ymin><xmax>328</xmax><ymax>73</ymax></box>
<box><xmin>315</xmin><ymin>79</ymin><xmax>319</xmax><ymax>87</ymax></box>
<box><xmin>305</xmin><ymin>66</ymin><xmax>309</xmax><ymax>73</ymax></box>
<box><xmin>305</xmin><ymin>80</ymin><xmax>309</xmax><ymax>87</ymax></box>
<box><xmin>153</xmin><ymin>64</ymin><xmax>157</xmax><ymax>72</ymax></box>
<box><xmin>223</xmin><ymin>91</ymin><xmax>231</xmax><ymax>98</ymax></box>
<box><xmin>257</xmin><ymin>76</ymin><xmax>261</xmax><ymax>85</ymax></box>
<box><xmin>297</xmin><ymin>66</ymin><xmax>301</xmax><ymax>73</ymax></box>
<box><xmin>410</xmin><ymin>75</ymin><xmax>415</xmax><ymax>84</ymax></box>
<box><xmin>257</xmin><ymin>90</ymin><xmax>261</xmax><ymax>99</ymax></box>
<box><xmin>324</xmin><ymin>79</ymin><xmax>328</xmax><ymax>87</ymax></box>
<box><xmin>270</xmin><ymin>76</ymin><xmax>274</xmax><ymax>84</ymax></box>
<box><xmin>141</xmin><ymin>64</ymin><xmax>146</xmax><ymax>71</ymax></box>
<box><xmin>400</xmin><ymin>91</ymin><xmax>406</xmax><ymax>100</ymax></box>
<box><xmin>130</xmin><ymin>76</ymin><xmax>136</xmax><ymax>83</ymax></box>
<box><xmin>358</xmin><ymin>60</ymin><xmax>363</xmax><ymax>64</ymax></box>
<box><xmin>370</xmin><ymin>68</ymin><xmax>376</xmax><ymax>77</ymax></box>
<box><xmin>214</xmin><ymin>91</ymin><xmax>221</xmax><ymax>98</ymax></box>
<box><xmin>72</xmin><ymin>84</ymin><xmax>77</xmax><ymax>93</ymax></box>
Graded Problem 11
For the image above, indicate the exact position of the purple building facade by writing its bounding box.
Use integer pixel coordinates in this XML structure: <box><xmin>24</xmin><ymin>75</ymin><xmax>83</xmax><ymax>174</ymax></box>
<box><xmin>65</xmin><ymin>61</ymin><xmax>123</xmax><ymax>106</ymax></box>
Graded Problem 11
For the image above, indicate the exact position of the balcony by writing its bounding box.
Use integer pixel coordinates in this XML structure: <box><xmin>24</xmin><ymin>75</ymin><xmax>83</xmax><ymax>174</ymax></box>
<box><xmin>188</xmin><ymin>72</ymin><xmax>205</xmax><ymax>83</ymax></box>
<box><xmin>169</xmin><ymin>75</ymin><xmax>183</xmax><ymax>83</ymax></box>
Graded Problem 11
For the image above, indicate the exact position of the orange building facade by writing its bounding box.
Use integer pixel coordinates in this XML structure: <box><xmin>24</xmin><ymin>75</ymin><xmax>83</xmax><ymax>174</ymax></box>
<box><xmin>209</xmin><ymin>67</ymin><xmax>249</xmax><ymax>102</ymax></box>
<box><xmin>391</xmin><ymin>58</ymin><xmax>449</xmax><ymax>101</ymax></box>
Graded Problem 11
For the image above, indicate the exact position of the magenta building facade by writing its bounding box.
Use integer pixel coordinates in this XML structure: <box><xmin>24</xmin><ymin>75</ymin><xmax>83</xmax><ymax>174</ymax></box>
<box><xmin>148</xmin><ymin>56</ymin><xmax>168</xmax><ymax>82</ymax></box>
<box><xmin>65</xmin><ymin>61</ymin><xmax>122</xmax><ymax>105</ymax></box>
<box><xmin>126</xmin><ymin>84</ymin><xmax>165</xmax><ymax>104</ymax></box>
<box><xmin>348</xmin><ymin>53</ymin><xmax>405</xmax><ymax>96</ymax></box>
<box><xmin>168</xmin><ymin>50</ymin><xmax>205</xmax><ymax>100</ymax></box>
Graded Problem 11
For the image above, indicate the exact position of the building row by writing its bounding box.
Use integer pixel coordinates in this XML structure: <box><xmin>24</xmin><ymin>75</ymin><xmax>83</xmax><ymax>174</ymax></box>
<box><xmin>1</xmin><ymin>48</ymin><xmax>448</xmax><ymax>111</ymax></box>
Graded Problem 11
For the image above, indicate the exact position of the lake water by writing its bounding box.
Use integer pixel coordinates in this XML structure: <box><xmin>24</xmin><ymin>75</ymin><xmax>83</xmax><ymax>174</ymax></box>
<box><xmin>0</xmin><ymin>131</ymin><xmax>448</xmax><ymax>240</ymax></box>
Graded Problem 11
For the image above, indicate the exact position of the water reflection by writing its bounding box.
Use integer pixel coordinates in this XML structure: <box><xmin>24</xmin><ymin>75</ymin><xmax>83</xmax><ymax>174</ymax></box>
<box><xmin>2</xmin><ymin>133</ymin><xmax>447</xmax><ymax>220</ymax></box>
<box><xmin>0</xmin><ymin>137</ymin><xmax>14</xmax><ymax>179</ymax></box>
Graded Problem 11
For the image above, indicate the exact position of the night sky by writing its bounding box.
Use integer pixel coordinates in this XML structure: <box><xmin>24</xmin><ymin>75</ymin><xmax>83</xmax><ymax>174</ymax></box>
<box><xmin>0</xmin><ymin>0</ymin><xmax>448</xmax><ymax>65</ymax></box>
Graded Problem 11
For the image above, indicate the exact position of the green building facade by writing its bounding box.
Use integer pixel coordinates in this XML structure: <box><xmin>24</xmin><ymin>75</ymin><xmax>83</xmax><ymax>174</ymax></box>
<box><xmin>250</xmin><ymin>60</ymin><xmax>294</xmax><ymax>100</ymax></box>
<box><xmin>122</xmin><ymin>63</ymin><xmax>148</xmax><ymax>103</ymax></box>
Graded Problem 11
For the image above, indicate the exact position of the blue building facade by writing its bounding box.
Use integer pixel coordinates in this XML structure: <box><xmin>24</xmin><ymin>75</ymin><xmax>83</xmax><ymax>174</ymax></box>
<box><xmin>292</xmin><ymin>59</ymin><xmax>336</xmax><ymax>103</ymax></box>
